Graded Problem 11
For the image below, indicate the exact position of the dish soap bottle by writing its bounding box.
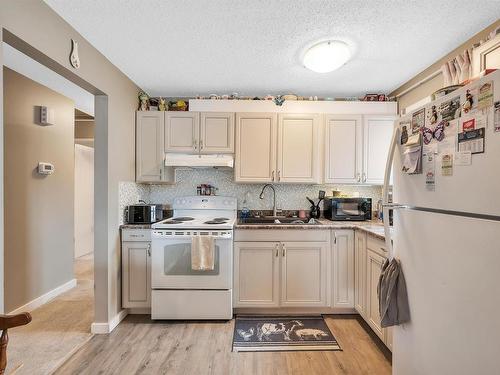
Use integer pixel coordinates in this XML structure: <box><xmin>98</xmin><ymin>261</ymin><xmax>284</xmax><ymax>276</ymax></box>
<box><xmin>241</xmin><ymin>191</ymin><xmax>251</xmax><ymax>219</ymax></box>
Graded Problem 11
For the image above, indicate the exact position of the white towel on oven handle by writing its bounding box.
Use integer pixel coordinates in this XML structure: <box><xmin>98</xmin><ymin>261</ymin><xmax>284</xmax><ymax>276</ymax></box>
<box><xmin>191</xmin><ymin>235</ymin><xmax>215</xmax><ymax>271</ymax></box>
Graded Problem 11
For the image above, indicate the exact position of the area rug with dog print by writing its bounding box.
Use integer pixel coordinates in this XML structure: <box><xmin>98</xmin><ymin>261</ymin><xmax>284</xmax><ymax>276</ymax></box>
<box><xmin>232</xmin><ymin>316</ymin><xmax>341</xmax><ymax>352</ymax></box>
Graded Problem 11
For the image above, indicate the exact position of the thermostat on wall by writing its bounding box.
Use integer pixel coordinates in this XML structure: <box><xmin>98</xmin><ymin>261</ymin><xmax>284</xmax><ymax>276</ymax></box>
<box><xmin>38</xmin><ymin>162</ymin><xmax>55</xmax><ymax>175</ymax></box>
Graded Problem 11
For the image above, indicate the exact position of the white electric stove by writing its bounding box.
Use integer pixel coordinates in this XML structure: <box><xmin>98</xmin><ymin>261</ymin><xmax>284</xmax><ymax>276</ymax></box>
<box><xmin>151</xmin><ymin>196</ymin><xmax>237</xmax><ymax>320</ymax></box>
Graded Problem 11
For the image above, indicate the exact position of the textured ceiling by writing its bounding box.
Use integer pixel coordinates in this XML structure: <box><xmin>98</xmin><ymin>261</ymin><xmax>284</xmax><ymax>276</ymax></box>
<box><xmin>44</xmin><ymin>0</ymin><xmax>499</xmax><ymax>97</ymax></box>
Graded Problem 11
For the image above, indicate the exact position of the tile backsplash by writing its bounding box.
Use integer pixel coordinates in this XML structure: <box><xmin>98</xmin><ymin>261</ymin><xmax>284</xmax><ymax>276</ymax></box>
<box><xmin>119</xmin><ymin>169</ymin><xmax>382</xmax><ymax>224</ymax></box>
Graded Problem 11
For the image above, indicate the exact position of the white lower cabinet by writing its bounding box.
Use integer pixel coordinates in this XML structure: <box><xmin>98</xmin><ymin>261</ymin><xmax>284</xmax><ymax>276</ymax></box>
<box><xmin>233</xmin><ymin>242</ymin><xmax>280</xmax><ymax>307</ymax></box>
<box><xmin>366</xmin><ymin>248</ymin><xmax>385</xmax><ymax>340</ymax></box>
<box><xmin>122</xmin><ymin>239</ymin><xmax>151</xmax><ymax>308</ymax></box>
<box><xmin>332</xmin><ymin>230</ymin><xmax>355</xmax><ymax>308</ymax></box>
<box><xmin>280</xmin><ymin>242</ymin><xmax>328</xmax><ymax>307</ymax></box>
<box><xmin>354</xmin><ymin>232</ymin><xmax>367</xmax><ymax>317</ymax></box>
<box><xmin>233</xmin><ymin>231</ymin><xmax>330</xmax><ymax>308</ymax></box>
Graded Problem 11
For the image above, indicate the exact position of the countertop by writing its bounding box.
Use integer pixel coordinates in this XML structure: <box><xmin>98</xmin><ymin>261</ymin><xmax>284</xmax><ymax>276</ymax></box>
<box><xmin>120</xmin><ymin>220</ymin><xmax>392</xmax><ymax>241</ymax></box>
<box><xmin>235</xmin><ymin>219</ymin><xmax>391</xmax><ymax>240</ymax></box>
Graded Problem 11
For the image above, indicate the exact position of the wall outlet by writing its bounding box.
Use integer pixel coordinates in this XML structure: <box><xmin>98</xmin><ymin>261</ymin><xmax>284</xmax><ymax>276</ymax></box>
<box><xmin>36</xmin><ymin>106</ymin><xmax>55</xmax><ymax>126</ymax></box>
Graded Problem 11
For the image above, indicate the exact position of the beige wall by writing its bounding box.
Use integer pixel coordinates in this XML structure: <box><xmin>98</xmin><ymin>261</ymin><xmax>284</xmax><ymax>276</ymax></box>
<box><xmin>390</xmin><ymin>20</ymin><xmax>500</xmax><ymax>112</ymax></box>
<box><xmin>0</xmin><ymin>1</ymin><xmax>140</xmax><ymax>323</ymax></box>
<box><xmin>3</xmin><ymin>68</ymin><xmax>75</xmax><ymax>312</ymax></box>
<box><xmin>75</xmin><ymin>121</ymin><xmax>95</xmax><ymax>139</ymax></box>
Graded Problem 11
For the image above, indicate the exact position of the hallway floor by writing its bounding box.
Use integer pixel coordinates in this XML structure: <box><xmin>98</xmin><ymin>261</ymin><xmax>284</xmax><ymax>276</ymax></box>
<box><xmin>7</xmin><ymin>254</ymin><xmax>94</xmax><ymax>375</ymax></box>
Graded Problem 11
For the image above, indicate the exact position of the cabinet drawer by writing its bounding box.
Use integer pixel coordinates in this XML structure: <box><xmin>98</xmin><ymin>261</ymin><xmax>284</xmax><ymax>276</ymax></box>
<box><xmin>366</xmin><ymin>236</ymin><xmax>387</xmax><ymax>258</ymax></box>
<box><xmin>234</xmin><ymin>229</ymin><xmax>329</xmax><ymax>242</ymax></box>
<box><xmin>122</xmin><ymin>229</ymin><xmax>151</xmax><ymax>242</ymax></box>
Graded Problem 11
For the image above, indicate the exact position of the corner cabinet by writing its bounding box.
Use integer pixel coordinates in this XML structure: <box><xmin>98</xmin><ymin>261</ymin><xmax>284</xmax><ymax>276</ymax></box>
<box><xmin>324</xmin><ymin>114</ymin><xmax>395</xmax><ymax>185</ymax></box>
<box><xmin>136</xmin><ymin>111</ymin><xmax>174</xmax><ymax>183</ymax></box>
<box><xmin>363</xmin><ymin>116</ymin><xmax>394</xmax><ymax>184</ymax></box>
<box><xmin>121</xmin><ymin>229</ymin><xmax>151</xmax><ymax>308</ymax></box>
<box><xmin>332</xmin><ymin>230</ymin><xmax>355</xmax><ymax>308</ymax></box>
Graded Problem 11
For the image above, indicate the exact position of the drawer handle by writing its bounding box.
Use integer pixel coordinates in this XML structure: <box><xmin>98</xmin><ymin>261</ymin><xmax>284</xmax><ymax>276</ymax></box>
<box><xmin>282</xmin><ymin>245</ymin><xmax>286</xmax><ymax>257</ymax></box>
<box><xmin>130</xmin><ymin>234</ymin><xmax>144</xmax><ymax>238</ymax></box>
<box><xmin>147</xmin><ymin>243</ymin><xmax>151</xmax><ymax>256</ymax></box>
<box><xmin>275</xmin><ymin>243</ymin><xmax>279</xmax><ymax>257</ymax></box>
<box><xmin>380</xmin><ymin>247</ymin><xmax>386</xmax><ymax>252</ymax></box>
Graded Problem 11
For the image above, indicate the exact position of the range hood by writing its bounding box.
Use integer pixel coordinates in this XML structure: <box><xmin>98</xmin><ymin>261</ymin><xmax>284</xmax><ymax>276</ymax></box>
<box><xmin>164</xmin><ymin>153</ymin><xmax>234</xmax><ymax>168</ymax></box>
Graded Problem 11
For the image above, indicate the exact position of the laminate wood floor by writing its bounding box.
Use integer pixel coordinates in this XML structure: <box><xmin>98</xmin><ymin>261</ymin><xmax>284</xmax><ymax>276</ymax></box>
<box><xmin>55</xmin><ymin>314</ymin><xmax>391</xmax><ymax>375</ymax></box>
<box><xmin>6</xmin><ymin>254</ymin><xmax>94</xmax><ymax>375</ymax></box>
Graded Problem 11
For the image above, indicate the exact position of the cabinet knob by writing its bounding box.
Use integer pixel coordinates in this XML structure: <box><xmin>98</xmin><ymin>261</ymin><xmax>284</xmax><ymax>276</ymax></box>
<box><xmin>356</xmin><ymin>173</ymin><xmax>361</xmax><ymax>183</ymax></box>
<box><xmin>271</xmin><ymin>170</ymin><xmax>275</xmax><ymax>181</ymax></box>
<box><xmin>278</xmin><ymin>170</ymin><xmax>281</xmax><ymax>182</ymax></box>
<box><xmin>362</xmin><ymin>173</ymin><xmax>367</xmax><ymax>182</ymax></box>
<box><xmin>193</xmin><ymin>139</ymin><xmax>197</xmax><ymax>150</ymax></box>
<box><xmin>200</xmin><ymin>140</ymin><xmax>204</xmax><ymax>150</ymax></box>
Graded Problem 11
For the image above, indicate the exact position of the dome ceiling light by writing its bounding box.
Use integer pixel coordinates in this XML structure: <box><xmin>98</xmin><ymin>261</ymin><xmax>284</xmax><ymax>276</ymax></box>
<box><xmin>303</xmin><ymin>40</ymin><xmax>351</xmax><ymax>73</ymax></box>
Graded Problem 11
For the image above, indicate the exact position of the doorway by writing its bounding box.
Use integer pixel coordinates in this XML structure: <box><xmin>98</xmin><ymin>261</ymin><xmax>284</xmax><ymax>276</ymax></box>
<box><xmin>2</xmin><ymin>45</ymin><xmax>97</xmax><ymax>373</ymax></box>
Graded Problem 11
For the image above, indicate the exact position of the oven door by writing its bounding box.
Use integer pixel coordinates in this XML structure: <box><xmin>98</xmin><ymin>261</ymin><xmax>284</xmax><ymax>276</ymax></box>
<box><xmin>151</xmin><ymin>230</ymin><xmax>232</xmax><ymax>289</ymax></box>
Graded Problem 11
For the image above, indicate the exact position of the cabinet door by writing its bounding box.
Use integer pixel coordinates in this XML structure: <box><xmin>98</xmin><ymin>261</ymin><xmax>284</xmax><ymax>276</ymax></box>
<box><xmin>122</xmin><ymin>241</ymin><xmax>151</xmax><ymax>308</ymax></box>
<box><xmin>277</xmin><ymin>114</ymin><xmax>320</xmax><ymax>183</ymax></box>
<box><xmin>136</xmin><ymin>111</ymin><xmax>164</xmax><ymax>182</ymax></box>
<box><xmin>332</xmin><ymin>230</ymin><xmax>355</xmax><ymax>308</ymax></box>
<box><xmin>199</xmin><ymin>112</ymin><xmax>234</xmax><ymax>153</ymax></box>
<box><xmin>354</xmin><ymin>232</ymin><xmax>367</xmax><ymax>317</ymax></box>
<box><xmin>366</xmin><ymin>248</ymin><xmax>385</xmax><ymax>340</ymax></box>
<box><xmin>165</xmin><ymin>112</ymin><xmax>199</xmax><ymax>153</ymax></box>
<box><xmin>324</xmin><ymin>115</ymin><xmax>362</xmax><ymax>183</ymax></box>
<box><xmin>235</xmin><ymin>113</ymin><xmax>277</xmax><ymax>183</ymax></box>
<box><xmin>233</xmin><ymin>242</ymin><xmax>280</xmax><ymax>307</ymax></box>
<box><xmin>281</xmin><ymin>241</ymin><xmax>328</xmax><ymax>307</ymax></box>
<box><xmin>363</xmin><ymin>116</ymin><xmax>395</xmax><ymax>184</ymax></box>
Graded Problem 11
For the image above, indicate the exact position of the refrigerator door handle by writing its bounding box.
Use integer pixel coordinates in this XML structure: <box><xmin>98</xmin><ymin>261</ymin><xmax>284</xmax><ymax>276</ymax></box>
<box><xmin>382</xmin><ymin>124</ymin><xmax>400</xmax><ymax>260</ymax></box>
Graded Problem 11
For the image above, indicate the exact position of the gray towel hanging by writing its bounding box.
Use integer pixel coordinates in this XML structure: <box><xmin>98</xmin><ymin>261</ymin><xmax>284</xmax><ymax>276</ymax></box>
<box><xmin>378</xmin><ymin>258</ymin><xmax>410</xmax><ymax>328</ymax></box>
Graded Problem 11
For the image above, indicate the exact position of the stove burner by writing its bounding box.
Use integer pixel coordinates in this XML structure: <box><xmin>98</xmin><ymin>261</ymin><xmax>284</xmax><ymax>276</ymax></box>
<box><xmin>163</xmin><ymin>220</ymin><xmax>182</xmax><ymax>224</ymax></box>
<box><xmin>171</xmin><ymin>217</ymin><xmax>195</xmax><ymax>221</ymax></box>
<box><xmin>213</xmin><ymin>217</ymin><xmax>229</xmax><ymax>221</ymax></box>
<box><xmin>204</xmin><ymin>220</ymin><xmax>228</xmax><ymax>224</ymax></box>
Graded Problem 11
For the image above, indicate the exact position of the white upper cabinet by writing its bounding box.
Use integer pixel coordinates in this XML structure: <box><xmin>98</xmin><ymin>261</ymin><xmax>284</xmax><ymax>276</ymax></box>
<box><xmin>199</xmin><ymin>112</ymin><xmax>235</xmax><ymax>153</ymax></box>
<box><xmin>277</xmin><ymin>114</ymin><xmax>320</xmax><ymax>183</ymax></box>
<box><xmin>164</xmin><ymin>112</ymin><xmax>199</xmax><ymax>153</ymax></box>
<box><xmin>363</xmin><ymin>116</ymin><xmax>394</xmax><ymax>184</ymax></box>
<box><xmin>235</xmin><ymin>113</ymin><xmax>277</xmax><ymax>183</ymax></box>
<box><xmin>136</xmin><ymin>111</ymin><xmax>174</xmax><ymax>183</ymax></box>
<box><xmin>324</xmin><ymin>115</ymin><xmax>362</xmax><ymax>183</ymax></box>
<box><xmin>324</xmin><ymin>114</ymin><xmax>394</xmax><ymax>185</ymax></box>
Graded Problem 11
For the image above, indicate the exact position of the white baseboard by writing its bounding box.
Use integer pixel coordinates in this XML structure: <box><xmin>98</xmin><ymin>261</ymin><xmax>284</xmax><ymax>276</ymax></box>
<box><xmin>8</xmin><ymin>279</ymin><xmax>77</xmax><ymax>315</ymax></box>
<box><xmin>91</xmin><ymin>309</ymin><xmax>128</xmax><ymax>334</ymax></box>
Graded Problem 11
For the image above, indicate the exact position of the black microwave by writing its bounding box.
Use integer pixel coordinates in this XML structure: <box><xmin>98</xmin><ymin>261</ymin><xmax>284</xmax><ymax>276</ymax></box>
<box><xmin>125</xmin><ymin>204</ymin><xmax>164</xmax><ymax>224</ymax></box>
<box><xmin>323</xmin><ymin>198</ymin><xmax>372</xmax><ymax>221</ymax></box>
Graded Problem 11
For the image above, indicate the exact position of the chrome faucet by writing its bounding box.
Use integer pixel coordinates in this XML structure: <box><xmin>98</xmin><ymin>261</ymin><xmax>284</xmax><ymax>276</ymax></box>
<box><xmin>259</xmin><ymin>184</ymin><xmax>277</xmax><ymax>217</ymax></box>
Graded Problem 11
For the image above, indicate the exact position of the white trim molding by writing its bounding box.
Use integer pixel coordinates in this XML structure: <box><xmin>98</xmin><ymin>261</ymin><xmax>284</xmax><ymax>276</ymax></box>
<box><xmin>8</xmin><ymin>279</ymin><xmax>77</xmax><ymax>314</ymax></box>
<box><xmin>91</xmin><ymin>309</ymin><xmax>128</xmax><ymax>334</ymax></box>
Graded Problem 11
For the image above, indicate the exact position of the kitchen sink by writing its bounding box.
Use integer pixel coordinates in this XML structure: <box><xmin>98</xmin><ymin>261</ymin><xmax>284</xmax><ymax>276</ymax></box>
<box><xmin>238</xmin><ymin>217</ymin><xmax>321</xmax><ymax>225</ymax></box>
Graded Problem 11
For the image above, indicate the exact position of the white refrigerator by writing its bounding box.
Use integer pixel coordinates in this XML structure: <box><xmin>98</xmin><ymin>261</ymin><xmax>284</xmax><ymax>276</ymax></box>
<box><xmin>383</xmin><ymin>70</ymin><xmax>500</xmax><ymax>375</ymax></box>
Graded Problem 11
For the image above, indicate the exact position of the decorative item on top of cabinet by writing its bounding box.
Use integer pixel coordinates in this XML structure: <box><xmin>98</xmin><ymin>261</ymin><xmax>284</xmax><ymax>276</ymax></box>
<box><xmin>332</xmin><ymin>230</ymin><xmax>355</xmax><ymax>309</ymax></box>
<box><xmin>136</xmin><ymin>111</ymin><xmax>174</xmax><ymax>183</ymax></box>
<box><xmin>138</xmin><ymin>91</ymin><xmax>150</xmax><ymax>111</ymax></box>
